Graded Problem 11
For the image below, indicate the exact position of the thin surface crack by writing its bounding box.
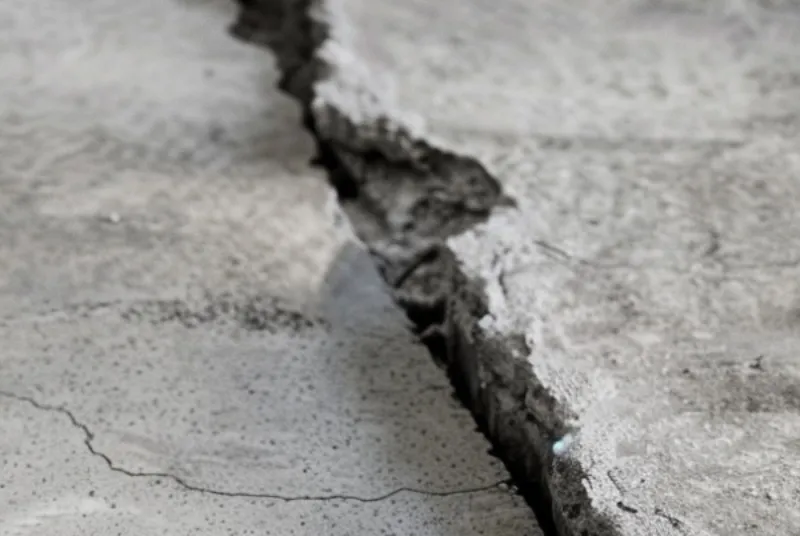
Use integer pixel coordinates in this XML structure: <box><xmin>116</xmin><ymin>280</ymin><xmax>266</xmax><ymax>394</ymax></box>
<box><xmin>0</xmin><ymin>390</ymin><xmax>510</xmax><ymax>502</ymax></box>
<box><xmin>654</xmin><ymin>507</ymin><xmax>688</xmax><ymax>535</ymax></box>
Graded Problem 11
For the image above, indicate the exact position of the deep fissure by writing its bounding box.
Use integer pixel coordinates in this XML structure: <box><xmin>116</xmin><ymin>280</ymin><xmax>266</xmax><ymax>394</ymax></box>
<box><xmin>306</xmin><ymin>123</ymin><xmax>562</xmax><ymax>536</ymax></box>
<box><xmin>229</xmin><ymin>2</ymin><xmax>622</xmax><ymax>535</ymax></box>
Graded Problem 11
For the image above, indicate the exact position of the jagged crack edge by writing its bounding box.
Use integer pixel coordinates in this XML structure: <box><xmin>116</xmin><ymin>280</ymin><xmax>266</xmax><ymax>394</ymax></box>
<box><xmin>229</xmin><ymin>2</ymin><xmax>625</xmax><ymax>535</ymax></box>
<box><xmin>0</xmin><ymin>390</ymin><xmax>509</xmax><ymax>502</ymax></box>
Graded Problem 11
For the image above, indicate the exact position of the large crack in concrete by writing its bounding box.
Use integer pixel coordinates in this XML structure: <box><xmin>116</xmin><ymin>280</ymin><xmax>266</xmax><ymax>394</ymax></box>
<box><xmin>0</xmin><ymin>390</ymin><xmax>511</xmax><ymax>503</ymax></box>
<box><xmin>227</xmin><ymin>2</ymin><xmax>624</xmax><ymax>535</ymax></box>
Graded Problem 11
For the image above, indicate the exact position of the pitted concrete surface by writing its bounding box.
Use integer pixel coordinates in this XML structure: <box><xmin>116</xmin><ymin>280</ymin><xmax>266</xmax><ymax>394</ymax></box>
<box><xmin>0</xmin><ymin>0</ymin><xmax>541</xmax><ymax>534</ymax></box>
<box><xmin>305</xmin><ymin>1</ymin><xmax>800</xmax><ymax>535</ymax></box>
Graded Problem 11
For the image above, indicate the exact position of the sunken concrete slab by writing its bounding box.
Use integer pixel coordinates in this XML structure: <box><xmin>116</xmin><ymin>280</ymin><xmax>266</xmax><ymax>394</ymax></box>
<box><xmin>285</xmin><ymin>1</ymin><xmax>800</xmax><ymax>535</ymax></box>
<box><xmin>0</xmin><ymin>0</ymin><xmax>540</xmax><ymax>534</ymax></box>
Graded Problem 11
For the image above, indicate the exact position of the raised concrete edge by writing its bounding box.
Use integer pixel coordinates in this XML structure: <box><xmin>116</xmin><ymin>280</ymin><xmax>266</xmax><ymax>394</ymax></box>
<box><xmin>230</xmin><ymin>1</ymin><xmax>632</xmax><ymax>535</ymax></box>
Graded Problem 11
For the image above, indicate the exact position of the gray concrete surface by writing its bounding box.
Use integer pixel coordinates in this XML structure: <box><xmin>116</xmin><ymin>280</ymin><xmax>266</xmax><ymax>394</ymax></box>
<box><xmin>300</xmin><ymin>1</ymin><xmax>800</xmax><ymax>535</ymax></box>
<box><xmin>0</xmin><ymin>0</ymin><xmax>541</xmax><ymax>534</ymax></box>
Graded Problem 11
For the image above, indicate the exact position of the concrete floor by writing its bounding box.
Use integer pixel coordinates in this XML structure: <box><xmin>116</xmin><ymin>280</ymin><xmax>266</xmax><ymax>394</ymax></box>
<box><xmin>5</xmin><ymin>0</ymin><xmax>800</xmax><ymax>535</ymax></box>
<box><xmin>0</xmin><ymin>1</ymin><xmax>539</xmax><ymax>534</ymax></box>
<box><xmin>309</xmin><ymin>1</ymin><xmax>800</xmax><ymax>535</ymax></box>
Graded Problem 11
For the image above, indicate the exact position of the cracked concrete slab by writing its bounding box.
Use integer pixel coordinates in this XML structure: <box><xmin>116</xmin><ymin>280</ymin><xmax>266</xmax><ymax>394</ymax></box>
<box><xmin>277</xmin><ymin>1</ymin><xmax>800</xmax><ymax>535</ymax></box>
<box><xmin>0</xmin><ymin>0</ymin><xmax>540</xmax><ymax>534</ymax></box>
<box><xmin>0</xmin><ymin>391</ymin><xmax>530</xmax><ymax>536</ymax></box>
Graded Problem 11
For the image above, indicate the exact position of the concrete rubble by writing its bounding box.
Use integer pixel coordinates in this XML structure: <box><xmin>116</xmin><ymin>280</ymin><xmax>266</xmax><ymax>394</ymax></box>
<box><xmin>0</xmin><ymin>0</ymin><xmax>539</xmax><ymax>534</ymax></box>
<box><xmin>236</xmin><ymin>0</ymin><xmax>800</xmax><ymax>535</ymax></box>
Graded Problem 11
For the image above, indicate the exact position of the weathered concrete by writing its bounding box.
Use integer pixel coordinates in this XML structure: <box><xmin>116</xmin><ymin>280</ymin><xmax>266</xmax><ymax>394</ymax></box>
<box><xmin>0</xmin><ymin>0</ymin><xmax>541</xmax><ymax>534</ymax></box>
<box><xmin>260</xmin><ymin>1</ymin><xmax>800</xmax><ymax>535</ymax></box>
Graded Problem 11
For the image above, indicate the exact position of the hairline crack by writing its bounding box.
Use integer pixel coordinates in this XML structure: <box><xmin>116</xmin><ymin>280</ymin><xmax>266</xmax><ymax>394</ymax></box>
<box><xmin>0</xmin><ymin>390</ymin><xmax>511</xmax><ymax>503</ymax></box>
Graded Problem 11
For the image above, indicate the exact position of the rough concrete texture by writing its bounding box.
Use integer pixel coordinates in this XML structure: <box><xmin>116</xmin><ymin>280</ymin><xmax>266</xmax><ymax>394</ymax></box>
<box><xmin>0</xmin><ymin>0</ymin><xmax>542</xmax><ymax>534</ymax></box>
<box><xmin>253</xmin><ymin>1</ymin><xmax>800</xmax><ymax>535</ymax></box>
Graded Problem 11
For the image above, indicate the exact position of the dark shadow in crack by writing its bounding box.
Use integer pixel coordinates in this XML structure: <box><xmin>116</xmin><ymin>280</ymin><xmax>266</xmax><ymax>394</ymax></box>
<box><xmin>314</xmin><ymin>240</ymin><xmax>538</xmax><ymax>533</ymax></box>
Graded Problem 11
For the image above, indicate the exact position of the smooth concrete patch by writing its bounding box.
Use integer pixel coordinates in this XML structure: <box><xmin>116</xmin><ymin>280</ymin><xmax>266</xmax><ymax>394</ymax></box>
<box><xmin>302</xmin><ymin>1</ymin><xmax>800</xmax><ymax>535</ymax></box>
<box><xmin>0</xmin><ymin>0</ymin><xmax>540</xmax><ymax>534</ymax></box>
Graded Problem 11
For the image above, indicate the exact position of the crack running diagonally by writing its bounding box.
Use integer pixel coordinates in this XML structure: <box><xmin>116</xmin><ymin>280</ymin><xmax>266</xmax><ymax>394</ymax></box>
<box><xmin>0</xmin><ymin>390</ymin><xmax>511</xmax><ymax>502</ymax></box>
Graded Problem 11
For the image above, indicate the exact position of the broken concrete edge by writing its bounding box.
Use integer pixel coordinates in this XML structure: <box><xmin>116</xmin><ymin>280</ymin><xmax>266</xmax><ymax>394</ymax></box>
<box><xmin>447</xmin><ymin>265</ymin><xmax>622</xmax><ymax>536</ymax></box>
<box><xmin>229</xmin><ymin>2</ymin><xmax>624</xmax><ymax>535</ymax></box>
<box><xmin>234</xmin><ymin>0</ymin><xmax>497</xmax><ymax>170</ymax></box>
